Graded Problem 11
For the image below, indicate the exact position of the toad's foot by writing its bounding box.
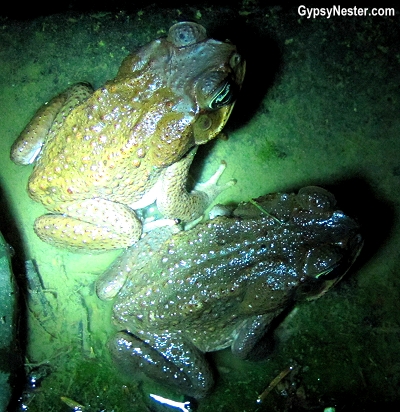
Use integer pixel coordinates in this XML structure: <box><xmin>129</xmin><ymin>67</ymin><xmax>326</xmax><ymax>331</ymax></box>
<box><xmin>193</xmin><ymin>159</ymin><xmax>237</xmax><ymax>201</ymax></box>
<box><xmin>142</xmin><ymin>217</ymin><xmax>181</xmax><ymax>233</ymax></box>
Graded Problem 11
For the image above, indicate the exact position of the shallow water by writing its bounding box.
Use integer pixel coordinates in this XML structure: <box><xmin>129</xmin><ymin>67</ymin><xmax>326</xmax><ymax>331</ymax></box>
<box><xmin>0</xmin><ymin>4</ymin><xmax>400</xmax><ymax>411</ymax></box>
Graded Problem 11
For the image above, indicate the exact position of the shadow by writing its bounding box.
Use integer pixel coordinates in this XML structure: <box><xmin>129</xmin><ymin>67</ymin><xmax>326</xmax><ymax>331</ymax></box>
<box><xmin>318</xmin><ymin>177</ymin><xmax>394</xmax><ymax>275</ymax></box>
<box><xmin>219</xmin><ymin>19</ymin><xmax>283</xmax><ymax>131</ymax></box>
<box><xmin>0</xmin><ymin>183</ymin><xmax>28</xmax><ymax>411</ymax></box>
<box><xmin>195</xmin><ymin>20</ymin><xmax>282</xmax><ymax>172</ymax></box>
<box><xmin>0</xmin><ymin>184</ymin><xmax>28</xmax><ymax>268</ymax></box>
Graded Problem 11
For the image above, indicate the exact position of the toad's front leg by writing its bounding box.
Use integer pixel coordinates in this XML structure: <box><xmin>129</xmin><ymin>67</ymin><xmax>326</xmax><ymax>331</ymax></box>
<box><xmin>156</xmin><ymin>146</ymin><xmax>236</xmax><ymax>225</ymax></box>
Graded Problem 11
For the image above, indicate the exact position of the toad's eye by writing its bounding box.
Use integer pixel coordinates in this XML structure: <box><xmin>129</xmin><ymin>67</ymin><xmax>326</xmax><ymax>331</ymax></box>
<box><xmin>196</xmin><ymin>71</ymin><xmax>237</xmax><ymax>110</ymax></box>
<box><xmin>209</xmin><ymin>81</ymin><xmax>236</xmax><ymax>110</ymax></box>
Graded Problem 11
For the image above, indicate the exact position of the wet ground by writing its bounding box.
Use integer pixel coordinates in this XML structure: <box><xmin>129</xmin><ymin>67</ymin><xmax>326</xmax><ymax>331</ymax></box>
<box><xmin>0</xmin><ymin>3</ymin><xmax>400</xmax><ymax>411</ymax></box>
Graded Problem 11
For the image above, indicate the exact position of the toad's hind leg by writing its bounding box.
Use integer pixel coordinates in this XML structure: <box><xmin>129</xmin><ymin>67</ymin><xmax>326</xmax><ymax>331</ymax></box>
<box><xmin>11</xmin><ymin>82</ymin><xmax>93</xmax><ymax>165</ymax></box>
<box><xmin>109</xmin><ymin>331</ymin><xmax>214</xmax><ymax>399</ymax></box>
<box><xmin>157</xmin><ymin>146</ymin><xmax>236</xmax><ymax>223</ymax></box>
<box><xmin>34</xmin><ymin>198</ymin><xmax>142</xmax><ymax>251</ymax></box>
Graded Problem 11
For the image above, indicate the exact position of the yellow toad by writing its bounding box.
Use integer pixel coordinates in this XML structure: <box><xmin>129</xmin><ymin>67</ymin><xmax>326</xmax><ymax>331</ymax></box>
<box><xmin>11</xmin><ymin>21</ymin><xmax>245</xmax><ymax>250</ymax></box>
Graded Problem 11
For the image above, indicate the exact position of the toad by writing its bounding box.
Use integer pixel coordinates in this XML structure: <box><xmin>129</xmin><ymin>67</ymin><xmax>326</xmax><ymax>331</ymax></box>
<box><xmin>10</xmin><ymin>22</ymin><xmax>245</xmax><ymax>250</ymax></box>
<box><xmin>96</xmin><ymin>186</ymin><xmax>363</xmax><ymax>398</ymax></box>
